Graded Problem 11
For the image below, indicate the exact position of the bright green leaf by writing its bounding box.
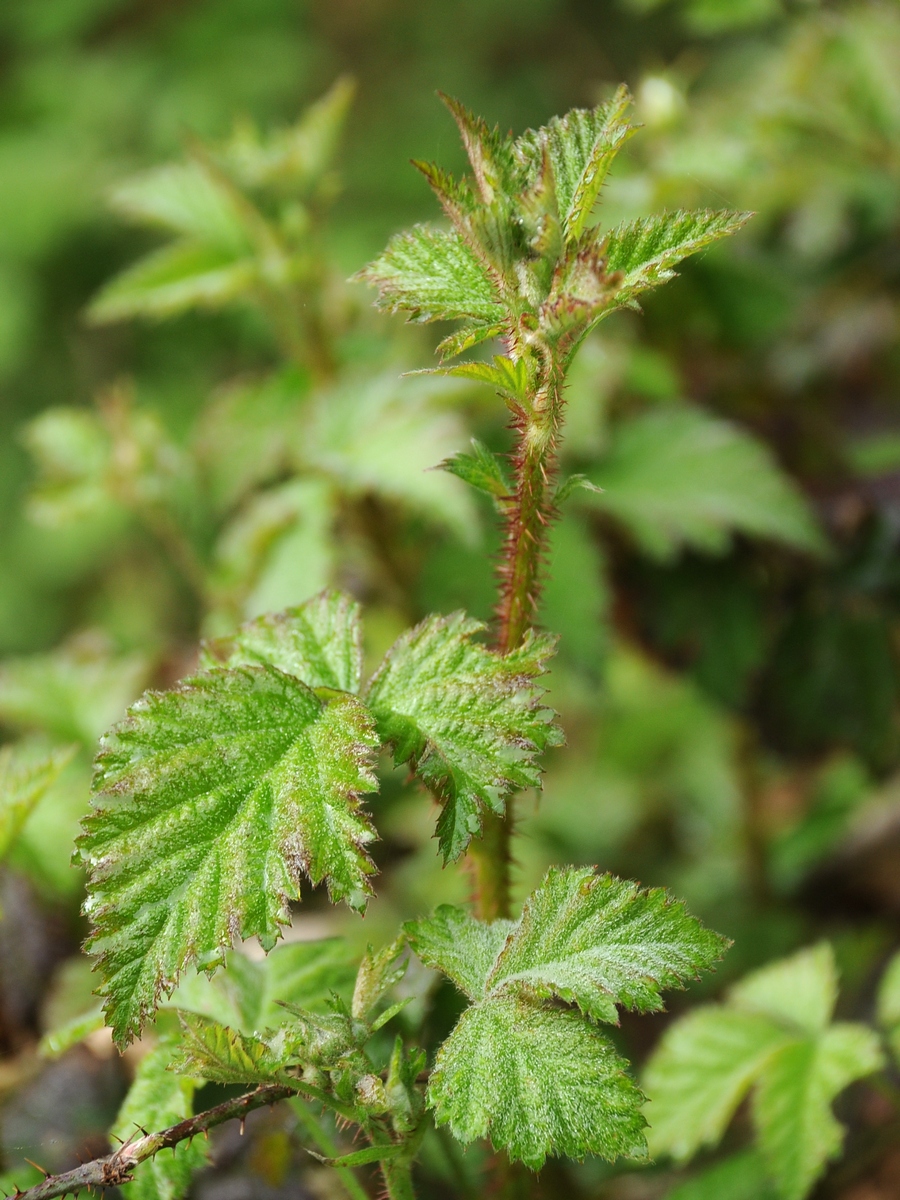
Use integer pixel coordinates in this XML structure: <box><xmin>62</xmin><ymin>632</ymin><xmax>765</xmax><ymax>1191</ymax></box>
<box><xmin>730</xmin><ymin>943</ymin><xmax>838</xmax><ymax>1036</ymax></box>
<box><xmin>78</xmin><ymin>668</ymin><xmax>378</xmax><ymax>1045</ymax></box>
<box><xmin>428</xmin><ymin>993</ymin><xmax>647</xmax><ymax>1169</ymax></box>
<box><xmin>109</xmin><ymin>161</ymin><xmax>251</xmax><ymax>249</ymax></box>
<box><xmin>201</xmin><ymin>591</ymin><xmax>363</xmax><ymax>693</ymax></box>
<box><xmin>364</xmin><ymin>612</ymin><xmax>562</xmax><ymax>862</ymax></box>
<box><xmin>405</xmin><ymin>906</ymin><xmax>517</xmax><ymax>1000</ymax></box>
<box><xmin>0</xmin><ymin>742</ymin><xmax>75</xmax><ymax>860</ymax></box>
<box><xmin>644</xmin><ymin>1007</ymin><xmax>789</xmax><ymax>1160</ymax></box>
<box><xmin>112</xmin><ymin>1041</ymin><xmax>208</xmax><ymax>1200</ymax></box>
<box><xmin>753</xmin><ymin>1023</ymin><xmax>884</xmax><ymax>1200</ymax></box>
<box><xmin>666</xmin><ymin>1150</ymin><xmax>778</xmax><ymax>1200</ymax></box>
<box><xmin>441</xmin><ymin>438</ymin><xmax>511</xmax><ymax>501</ymax></box>
<box><xmin>356</xmin><ymin>224</ymin><xmax>504</xmax><ymax>324</ymax></box>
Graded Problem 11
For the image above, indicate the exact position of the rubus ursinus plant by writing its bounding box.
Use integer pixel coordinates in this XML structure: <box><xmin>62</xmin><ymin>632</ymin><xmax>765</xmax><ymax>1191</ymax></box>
<box><xmin>8</xmin><ymin>89</ymin><xmax>774</xmax><ymax>1200</ymax></box>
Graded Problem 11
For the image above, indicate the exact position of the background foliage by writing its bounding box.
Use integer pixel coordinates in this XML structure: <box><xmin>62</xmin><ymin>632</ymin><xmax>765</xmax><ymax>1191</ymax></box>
<box><xmin>1</xmin><ymin>1</ymin><xmax>900</xmax><ymax>1198</ymax></box>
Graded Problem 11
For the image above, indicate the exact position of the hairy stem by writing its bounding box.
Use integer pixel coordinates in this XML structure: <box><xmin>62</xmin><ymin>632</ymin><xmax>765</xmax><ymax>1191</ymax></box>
<box><xmin>471</xmin><ymin>348</ymin><xmax>565</xmax><ymax>921</ymax></box>
<box><xmin>9</xmin><ymin>1084</ymin><xmax>295</xmax><ymax>1200</ymax></box>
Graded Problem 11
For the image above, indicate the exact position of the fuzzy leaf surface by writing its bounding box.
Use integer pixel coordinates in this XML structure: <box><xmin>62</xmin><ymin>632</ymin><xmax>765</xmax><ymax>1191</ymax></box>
<box><xmin>753</xmin><ymin>1024</ymin><xmax>884</xmax><ymax>1200</ymax></box>
<box><xmin>486</xmin><ymin>867</ymin><xmax>728</xmax><ymax>1021</ymax></box>
<box><xmin>356</xmin><ymin>225</ymin><xmax>503</xmax><ymax>324</ymax></box>
<box><xmin>111</xmin><ymin>1041</ymin><xmax>208</xmax><ymax>1200</ymax></box>
<box><xmin>428</xmin><ymin>993</ymin><xmax>647</xmax><ymax>1169</ymax></box>
<box><xmin>603</xmin><ymin>209</ymin><xmax>752</xmax><ymax>302</ymax></box>
<box><xmin>201</xmin><ymin>591</ymin><xmax>363</xmax><ymax>693</ymax></box>
<box><xmin>405</xmin><ymin>906</ymin><xmax>517</xmax><ymax>999</ymax></box>
<box><xmin>364</xmin><ymin>613</ymin><xmax>561</xmax><ymax>861</ymax></box>
<box><xmin>172</xmin><ymin>1013</ymin><xmax>291</xmax><ymax>1085</ymax></box>
<box><xmin>78</xmin><ymin>667</ymin><xmax>378</xmax><ymax>1044</ymax></box>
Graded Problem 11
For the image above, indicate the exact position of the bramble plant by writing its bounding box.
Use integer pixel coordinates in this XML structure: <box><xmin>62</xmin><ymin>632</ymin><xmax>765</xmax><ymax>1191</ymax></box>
<box><xmin>5</xmin><ymin>82</ymin><xmax>897</xmax><ymax>1200</ymax></box>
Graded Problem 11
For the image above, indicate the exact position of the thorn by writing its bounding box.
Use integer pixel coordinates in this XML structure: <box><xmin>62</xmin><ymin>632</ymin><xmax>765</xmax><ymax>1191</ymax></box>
<box><xmin>202</xmin><ymin>1130</ymin><xmax>209</xmax><ymax>1141</ymax></box>
<box><xmin>239</xmin><ymin>1119</ymin><xmax>245</xmax><ymax>1136</ymax></box>
<box><xmin>109</xmin><ymin>1135</ymin><xmax>123</xmax><ymax>1146</ymax></box>
<box><xmin>23</xmin><ymin>1161</ymin><xmax>49</xmax><ymax>1179</ymax></box>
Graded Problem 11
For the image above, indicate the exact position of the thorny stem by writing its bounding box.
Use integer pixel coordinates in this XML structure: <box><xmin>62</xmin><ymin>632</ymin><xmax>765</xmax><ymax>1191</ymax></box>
<box><xmin>7</xmin><ymin>1084</ymin><xmax>296</xmax><ymax>1200</ymax></box>
<box><xmin>470</xmin><ymin>343</ymin><xmax>566</xmax><ymax>922</ymax></box>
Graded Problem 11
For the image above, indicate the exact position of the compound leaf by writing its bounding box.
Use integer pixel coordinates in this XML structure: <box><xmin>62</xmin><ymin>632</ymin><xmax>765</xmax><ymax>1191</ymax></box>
<box><xmin>78</xmin><ymin>667</ymin><xmax>378</xmax><ymax>1045</ymax></box>
<box><xmin>604</xmin><ymin>209</ymin><xmax>752</xmax><ymax>303</ymax></box>
<box><xmin>486</xmin><ymin>867</ymin><xmax>728</xmax><ymax>1022</ymax></box>
<box><xmin>753</xmin><ymin>1024</ymin><xmax>884</xmax><ymax>1200</ymax></box>
<box><xmin>644</xmin><ymin>1007</ymin><xmax>789</xmax><ymax>1161</ymax></box>
<box><xmin>364</xmin><ymin>613</ymin><xmax>562</xmax><ymax>862</ymax></box>
<box><xmin>356</xmin><ymin>224</ymin><xmax>504</xmax><ymax>324</ymax></box>
<box><xmin>111</xmin><ymin>1040</ymin><xmax>209</xmax><ymax>1200</ymax></box>
<box><xmin>201</xmin><ymin>591</ymin><xmax>363</xmax><ymax>693</ymax></box>
<box><xmin>172</xmin><ymin>1012</ymin><xmax>291</xmax><ymax>1085</ymax></box>
<box><xmin>428</xmin><ymin>993</ymin><xmax>647</xmax><ymax>1170</ymax></box>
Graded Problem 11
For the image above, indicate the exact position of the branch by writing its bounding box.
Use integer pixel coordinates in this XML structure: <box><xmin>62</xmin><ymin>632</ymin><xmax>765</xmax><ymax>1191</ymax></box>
<box><xmin>8</xmin><ymin>1084</ymin><xmax>295</xmax><ymax>1200</ymax></box>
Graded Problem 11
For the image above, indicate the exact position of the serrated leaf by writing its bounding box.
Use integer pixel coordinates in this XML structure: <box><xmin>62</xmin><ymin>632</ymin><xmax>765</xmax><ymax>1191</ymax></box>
<box><xmin>586</xmin><ymin>406</ymin><xmax>828</xmax><ymax>560</ymax></box>
<box><xmin>603</xmin><ymin>209</ymin><xmax>752</xmax><ymax>302</ymax></box>
<box><xmin>364</xmin><ymin>613</ymin><xmax>562</xmax><ymax>862</ymax></box>
<box><xmin>486</xmin><ymin>867</ymin><xmax>728</xmax><ymax>1021</ymax></box>
<box><xmin>436</xmin><ymin>321</ymin><xmax>504</xmax><ymax>360</ymax></box>
<box><xmin>730</xmin><ymin>943</ymin><xmax>837</xmax><ymax>1036</ymax></box>
<box><xmin>165</xmin><ymin>939</ymin><xmax>357</xmax><ymax>1035</ymax></box>
<box><xmin>78</xmin><ymin>668</ymin><xmax>378</xmax><ymax>1045</ymax></box>
<box><xmin>753</xmin><ymin>1023</ymin><xmax>884</xmax><ymax>1200</ymax></box>
<box><xmin>355</xmin><ymin>224</ymin><xmax>504</xmax><ymax>324</ymax></box>
<box><xmin>172</xmin><ymin>1013</ymin><xmax>291</xmax><ymax>1085</ymax></box>
<box><xmin>644</xmin><ymin>1007</ymin><xmax>790</xmax><ymax>1160</ymax></box>
<box><xmin>111</xmin><ymin>1041</ymin><xmax>208</xmax><ymax>1200</ymax></box>
<box><xmin>424</xmin><ymin>354</ymin><xmax>530</xmax><ymax>403</ymax></box>
<box><xmin>522</xmin><ymin>86</ymin><xmax>634</xmax><ymax>244</ymax></box>
<box><xmin>441</xmin><ymin>439</ymin><xmax>511</xmax><ymax>501</ymax></box>
<box><xmin>201</xmin><ymin>591</ymin><xmax>363</xmax><ymax>693</ymax></box>
<box><xmin>428</xmin><ymin>993</ymin><xmax>647</xmax><ymax>1170</ymax></box>
<box><xmin>0</xmin><ymin>742</ymin><xmax>75</xmax><ymax>859</ymax></box>
<box><xmin>405</xmin><ymin>906</ymin><xmax>517</xmax><ymax>999</ymax></box>
<box><xmin>88</xmin><ymin>241</ymin><xmax>257</xmax><ymax>323</ymax></box>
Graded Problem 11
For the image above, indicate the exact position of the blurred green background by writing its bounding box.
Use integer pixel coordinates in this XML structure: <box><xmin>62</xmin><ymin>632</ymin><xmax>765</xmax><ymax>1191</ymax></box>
<box><xmin>1</xmin><ymin>0</ymin><xmax>899</xmax><ymax>1197</ymax></box>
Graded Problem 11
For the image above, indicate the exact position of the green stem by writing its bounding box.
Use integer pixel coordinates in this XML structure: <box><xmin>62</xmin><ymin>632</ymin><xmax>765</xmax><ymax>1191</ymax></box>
<box><xmin>470</xmin><ymin>346</ymin><xmax>565</xmax><ymax>922</ymax></box>
<box><xmin>380</xmin><ymin>1156</ymin><xmax>417</xmax><ymax>1200</ymax></box>
<box><xmin>289</xmin><ymin>1097</ymin><xmax>369</xmax><ymax>1200</ymax></box>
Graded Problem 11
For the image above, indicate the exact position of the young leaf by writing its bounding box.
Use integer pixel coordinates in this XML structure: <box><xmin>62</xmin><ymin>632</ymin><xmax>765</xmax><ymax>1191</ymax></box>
<box><xmin>585</xmin><ymin>406</ymin><xmax>827</xmax><ymax>560</ymax></box>
<box><xmin>364</xmin><ymin>612</ymin><xmax>562</xmax><ymax>861</ymax></box>
<box><xmin>355</xmin><ymin>224</ymin><xmax>504</xmax><ymax>324</ymax></box>
<box><xmin>752</xmin><ymin>1024</ymin><xmax>884</xmax><ymax>1200</ymax></box>
<box><xmin>405</xmin><ymin>905</ymin><xmax>517</xmax><ymax>1000</ymax></box>
<box><xmin>0</xmin><ymin>743</ymin><xmax>75</xmax><ymax>860</ymax></box>
<box><xmin>78</xmin><ymin>668</ymin><xmax>378</xmax><ymax>1045</ymax></box>
<box><xmin>441</xmin><ymin>439</ymin><xmax>511</xmax><ymax>501</ymax></box>
<box><xmin>729</xmin><ymin>942</ymin><xmax>837</xmax><ymax>1035</ymax></box>
<box><xmin>485</xmin><ymin>867</ymin><xmax>728</xmax><ymax>1022</ymax></box>
<box><xmin>644</xmin><ymin>1007</ymin><xmax>790</xmax><ymax>1160</ymax></box>
<box><xmin>172</xmin><ymin>1013</ymin><xmax>292</xmax><ymax>1085</ymax></box>
<box><xmin>525</xmin><ymin>86</ymin><xmax>634</xmax><ymax>244</ymax></box>
<box><xmin>603</xmin><ymin>209</ymin><xmax>753</xmax><ymax>303</ymax></box>
<box><xmin>352</xmin><ymin>938</ymin><xmax>407</xmax><ymax>1020</ymax></box>
<box><xmin>201</xmin><ymin>590</ymin><xmax>363</xmax><ymax>693</ymax></box>
<box><xmin>426</xmin><ymin>355</ymin><xmax>530</xmax><ymax>404</ymax></box>
<box><xmin>428</xmin><ymin>993</ymin><xmax>647</xmax><ymax>1170</ymax></box>
<box><xmin>108</xmin><ymin>161</ymin><xmax>252</xmax><ymax>248</ymax></box>
<box><xmin>111</xmin><ymin>1040</ymin><xmax>208</xmax><ymax>1200</ymax></box>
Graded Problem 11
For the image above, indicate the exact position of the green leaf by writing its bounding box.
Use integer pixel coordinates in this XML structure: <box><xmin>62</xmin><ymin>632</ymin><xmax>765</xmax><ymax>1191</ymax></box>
<box><xmin>753</xmin><ymin>1023</ymin><xmax>884</xmax><ymax>1200</ymax></box>
<box><xmin>877</xmin><ymin>951</ymin><xmax>900</xmax><ymax>1062</ymax></box>
<box><xmin>111</xmin><ymin>1041</ymin><xmax>209</xmax><ymax>1200</ymax></box>
<box><xmin>666</xmin><ymin>1151</ymin><xmax>778</xmax><ymax>1200</ymax></box>
<box><xmin>435</xmin><ymin>321</ymin><xmax>505</xmax><ymax>360</ymax></box>
<box><xmin>108</xmin><ymin>161</ymin><xmax>252</xmax><ymax>249</ymax></box>
<box><xmin>603</xmin><ymin>209</ymin><xmax>752</xmax><ymax>302</ymax></box>
<box><xmin>644</xmin><ymin>1007</ymin><xmax>789</xmax><ymax>1160</ymax></box>
<box><xmin>405</xmin><ymin>906</ymin><xmax>517</xmax><ymax>1000</ymax></box>
<box><xmin>0</xmin><ymin>742</ymin><xmax>75</xmax><ymax>860</ymax></box>
<box><xmin>441</xmin><ymin>438</ymin><xmax>511</xmax><ymax>501</ymax></box>
<box><xmin>165</xmin><ymin>939</ymin><xmax>357</xmax><ymax>1035</ymax></box>
<box><xmin>171</xmin><ymin>1012</ymin><xmax>291</xmax><ymax>1085</ymax></box>
<box><xmin>485</xmin><ymin>867</ymin><xmax>728</xmax><ymax>1022</ymax></box>
<box><xmin>201</xmin><ymin>591</ymin><xmax>363</xmax><ymax>693</ymax></box>
<box><xmin>525</xmin><ymin>86</ymin><xmax>635</xmax><ymax>244</ymax></box>
<box><xmin>586</xmin><ymin>406</ymin><xmax>828</xmax><ymax>560</ymax></box>
<box><xmin>364</xmin><ymin>613</ymin><xmax>562</xmax><ymax>862</ymax></box>
<box><xmin>78</xmin><ymin>668</ymin><xmax>378</xmax><ymax>1045</ymax></box>
<box><xmin>88</xmin><ymin>241</ymin><xmax>257</xmax><ymax>323</ymax></box>
<box><xmin>428</xmin><ymin>993</ymin><xmax>647</xmax><ymax>1169</ymax></box>
<box><xmin>554</xmin><ymin>473</ymin><xmax>604</xmax><ymax>506</ymax></box>
<box><xmin>309</xmin><ymin>1143</ymin><xmax>407</xmax><ymax>1168</ymax></box>
<box><xmin>355</xmin><ymin>224</ymin><xmax>504</xmax><ymax>324</ymax></box>
<box><xmin>730</xmin><ymin>943</ymin><xmax>837</xmax><ymax>1036</ymax></box>
<box><xmin>352</xmin><ymin>938</ymin><xmax>407</xmax><ymax>1020</ymax></box>
<box><xmin>424</xmin><ymin>354</ymin><xmax>530</xmax><ymax>403</ymax></box>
